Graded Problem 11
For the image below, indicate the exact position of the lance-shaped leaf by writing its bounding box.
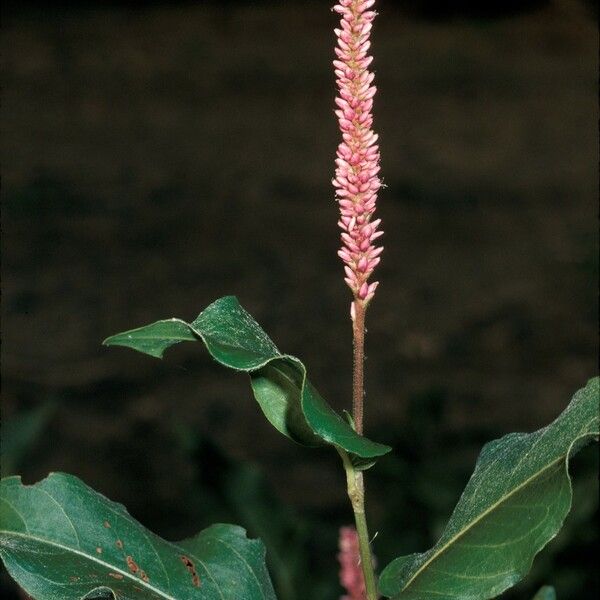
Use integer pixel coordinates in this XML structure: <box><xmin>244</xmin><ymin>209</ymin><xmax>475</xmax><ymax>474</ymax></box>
<box><xmin>103</xmin><ymin>296</ymin><xmax>391</xmax><ymax>460</ymax></box>
<box><xmin>379</xmin><ymin>377</ymin><xmax>599</xmax><ymax>600</ymax></box>
<box><xmin>0</xmin><ymin>472</ymin><xmax>276</xmax><ymax>600</ymax></box>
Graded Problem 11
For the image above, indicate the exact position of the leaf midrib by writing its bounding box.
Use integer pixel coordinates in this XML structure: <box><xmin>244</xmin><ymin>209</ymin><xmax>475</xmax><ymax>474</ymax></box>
<box><xmin>0</xmin><ymin>524</ymin><xmax>266</xmax><ymax>600</ymax></box>
<box><xmin>0</xmin><ymin>529</ymin><xmax>175</xmax><ymax>600</ymax></box>
<box><xmin>400</xmin><ymin>429</ymin><xmax>597</xmax><ymax>593</ymax></box>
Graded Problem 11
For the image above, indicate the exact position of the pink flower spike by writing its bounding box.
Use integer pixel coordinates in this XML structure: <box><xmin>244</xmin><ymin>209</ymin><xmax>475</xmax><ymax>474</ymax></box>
<box><xmin>333</xmin><ymin>0</ymin><xmax>383</xmax><ymax>311</ymax></box>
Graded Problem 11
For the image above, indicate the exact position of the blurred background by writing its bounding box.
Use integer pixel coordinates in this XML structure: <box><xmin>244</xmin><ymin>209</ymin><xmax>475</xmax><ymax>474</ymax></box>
<box><xmin>2</xmin><ymin>0</ymin><xmax>598</xmax><ymax>598</ymax></box>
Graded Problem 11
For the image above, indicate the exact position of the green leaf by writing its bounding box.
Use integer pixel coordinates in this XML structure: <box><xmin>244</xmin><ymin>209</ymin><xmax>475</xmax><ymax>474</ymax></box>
<box><xmin>379</xmin><ymin>377</ymin><xmax>599</xmax><ymax>600</ymax></box>
<box><xmin>103</xmin><ymin>296</ymin><xmax>390</xmax><ymax>461</ymax></box>
<box><xmin>0</xmin><ymin>472</ymin><xmax>276</xmax><ymax>600</ymax></box>
<box><xmin>532</xmin><ymin>586</ymin><xmax>556</xmax><ymax>600</ymax></box>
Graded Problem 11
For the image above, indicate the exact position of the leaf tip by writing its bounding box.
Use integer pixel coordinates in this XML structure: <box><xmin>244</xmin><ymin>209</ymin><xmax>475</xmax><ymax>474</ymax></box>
<box><xmin>102</xmin><ymin>334</ymin><xmax>126</xmax><ymax>349</ymax></box>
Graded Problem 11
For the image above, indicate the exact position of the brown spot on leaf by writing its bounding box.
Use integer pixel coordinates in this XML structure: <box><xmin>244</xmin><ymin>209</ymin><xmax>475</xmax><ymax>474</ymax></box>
<box><xmin>126</xmin><ymin>555</ymin><xmax>139</xmax><ymax>574</ymax></box>
<box><xmin>180</xmin><ymin>555</ymin><xmax>193</xmax><ymax>568</ymax></box>
<box><xmin>103</xmin><ymin>521</ymin><xmax>111</xmax><ymax>528</ymax></box>
<box><xmin>96</xmin><ymin>547</ymin><xmax>102</xmax><ymax>554</ymax></box>
<box><xmin>69</xmin><ymin>576</ymin><xmax>80</xmax><ymax>582</ymax></box>
<box><xmin>180</xmin><ymin>555</ymin><xmax>201</xmax><ymax>587</ymax></box>
<box><xmin>115</xmin><ymin>539</ymin><xmax>124</xmax><ymax>549</ymax></box>
<box><xmin>139</xmin><ymin>570</ymin><xmax>149</xmax><ymax>583</ymax></box>
<box><xmin>108</xmin><ymin>572</ymin><xmax>123</xmax><ymax>580</ymax></box>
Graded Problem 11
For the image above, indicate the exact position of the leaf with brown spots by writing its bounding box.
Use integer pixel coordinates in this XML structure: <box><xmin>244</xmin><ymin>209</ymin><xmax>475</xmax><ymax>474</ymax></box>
<box><xmin>0</xmin><ymin>472</ymin><xmax>276</xmax><ymax>599</ymax></box>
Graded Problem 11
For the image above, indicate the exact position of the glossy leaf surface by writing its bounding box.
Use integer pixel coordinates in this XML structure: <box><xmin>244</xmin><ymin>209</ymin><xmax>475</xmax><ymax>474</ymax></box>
<box><xmin>379</xmin><ymin>377</ymin><xmax>599</xmax><ymax>600</ymax></box>
<box><xmin>104</xmin><ymin>296</ymin><xmax>390</xmax><ymax>460</ymax></box>
<box><xmin>0</xmin><ymin>473</ymin><xmax>276</xmax><ymax>600</ymax></box>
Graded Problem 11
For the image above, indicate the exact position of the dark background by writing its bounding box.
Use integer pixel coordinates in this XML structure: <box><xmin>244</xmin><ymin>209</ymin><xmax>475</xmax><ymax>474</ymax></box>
<box><xmin>2</xmin><ymin>1</ymin><xmax>598</xmax><ymax>598</ymax></box>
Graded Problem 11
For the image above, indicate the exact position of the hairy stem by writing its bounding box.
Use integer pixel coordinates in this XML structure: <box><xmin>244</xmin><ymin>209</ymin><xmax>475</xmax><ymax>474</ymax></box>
<box><xmin>352</xmin><ymin>301</ymin><xmax>366</xmax><ymax>435</ymax></box>
<box><xmin>341</xmin><ymin>450</ymin><xmax>378</xmax><ymax>600</ymax></box>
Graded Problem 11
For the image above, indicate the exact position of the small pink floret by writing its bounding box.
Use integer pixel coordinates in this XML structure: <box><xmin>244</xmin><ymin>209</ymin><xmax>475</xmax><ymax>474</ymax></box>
<box><xmin>332</xmin><ymin>0</ymin><xmax>383</xmax><ymax>312</ymax></box>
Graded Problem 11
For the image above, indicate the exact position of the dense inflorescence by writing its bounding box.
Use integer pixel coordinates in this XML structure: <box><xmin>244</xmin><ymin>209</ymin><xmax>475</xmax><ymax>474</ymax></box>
<box><xmin>333</xmin><ymin>0</ymin><xmax>383</xmax><ymax>314</ymax></box>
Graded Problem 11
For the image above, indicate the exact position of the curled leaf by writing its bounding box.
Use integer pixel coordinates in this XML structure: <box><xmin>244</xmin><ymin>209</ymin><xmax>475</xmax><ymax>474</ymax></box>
<box><xmin>104</xmin><ymin>296</ymin><xmax>391</xmax><ymax>461</ymax></box>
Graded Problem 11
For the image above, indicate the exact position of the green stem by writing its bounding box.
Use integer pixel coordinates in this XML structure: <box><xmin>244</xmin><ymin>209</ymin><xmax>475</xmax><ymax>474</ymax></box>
<box><xmin>354</xmin><ymin>505</ymin><xmax>378</xmax><ymax>599</ymax></box>
<box><xmin>340</xmin><ymin>450</ymin><xmax>378</xmax><ymax>600</ymax></box>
